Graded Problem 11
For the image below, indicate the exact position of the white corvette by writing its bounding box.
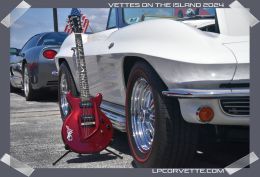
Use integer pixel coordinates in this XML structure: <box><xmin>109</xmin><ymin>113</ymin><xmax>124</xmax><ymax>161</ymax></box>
<box><xmin>55</xmin><ymin>8</ymin><xmax>249</xmax><ymax>167</ymax></box>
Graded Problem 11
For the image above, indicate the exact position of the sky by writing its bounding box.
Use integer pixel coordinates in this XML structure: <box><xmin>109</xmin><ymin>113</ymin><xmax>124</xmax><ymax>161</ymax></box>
<box><xmin>10</xmin><ymin>8</ymin><xmax>109</xmax><ymax>48</ymax></box>
<box><xmin>10</xmin><ymin>8</ymin><xmax>215</xmax><ymax>49</ymax></box>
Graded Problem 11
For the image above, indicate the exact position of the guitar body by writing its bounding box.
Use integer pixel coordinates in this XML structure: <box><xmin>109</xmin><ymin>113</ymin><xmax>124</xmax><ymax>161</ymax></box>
<box><xmin>61</xmin><ymin>92</ymin><xmax>113</xmax><ymax>154</ymax></box>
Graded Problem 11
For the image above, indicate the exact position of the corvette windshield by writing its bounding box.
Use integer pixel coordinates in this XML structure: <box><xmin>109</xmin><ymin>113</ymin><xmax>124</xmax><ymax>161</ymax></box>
<box><xmin>123</xmin><ymin>8</ymin><xmax>216</xmax><ymax>24</ymax></box>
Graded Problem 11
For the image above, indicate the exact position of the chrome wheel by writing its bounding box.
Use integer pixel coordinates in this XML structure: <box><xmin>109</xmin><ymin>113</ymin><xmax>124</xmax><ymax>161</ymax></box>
<box><xmin>23</xmin><ymin>67</ymin><xmax>29</xmax><ymax>97</ymax></box>
<box><xmin>60</xmin><ymin>73</ymin><xmax>70</xmax><ymax>117</ymax></box>
<box><xmin>131</xmin><ymin>77</ymin><xmax>155</xmax><ymax>153</ymax></box>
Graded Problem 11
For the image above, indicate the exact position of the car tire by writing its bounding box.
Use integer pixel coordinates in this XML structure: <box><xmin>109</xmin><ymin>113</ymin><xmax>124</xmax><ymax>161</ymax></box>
<box><xmin>10</xmin><ymin>81</ymin><xmax>19</xmax><ymax>93</ymax></box>
<box><xmin>23</xmin><ymin>64</ymin><xmax>37</xmax><ymax>101</ymax></box>
<box><xmin>10</xmin><ymin>71</ymin><xmax>19</xmax><ymax>93</ymax></box>
<box><xmin>58</xmin><ymin>62</ymin><xmax>78</xmax><ymax>121</ymax></box>
<box><xmin>126</xmin><ymin>61</ymin><xmax>198</xmax><ymax>168</ymax></box>
<box><xmin>10</xmin><ymin>83</ymin><xmax>18</xmax><ymax>93</ymax></box>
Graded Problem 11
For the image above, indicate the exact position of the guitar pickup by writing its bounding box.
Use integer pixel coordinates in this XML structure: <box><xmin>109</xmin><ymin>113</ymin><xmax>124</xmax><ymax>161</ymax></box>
<box><xmin>81</xmin><ymin>115</ymin><xmax>95</xmax><ymax>126</ymax></box>
<box><xmin>81</xmin><ymin>115</ymin><xmax>94</xmax><ymax>121</ymax></box>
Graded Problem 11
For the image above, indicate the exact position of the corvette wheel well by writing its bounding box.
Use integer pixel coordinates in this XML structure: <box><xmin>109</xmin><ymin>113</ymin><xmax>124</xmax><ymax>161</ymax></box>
<box><xmin>57</xmin><ymin>58</ymin><xmax>80</xmax><ymax>95</ymax></box>
<box><xmin>58</xmin><ymin>58</ymin><xmax>66</xmax><ymax>66</ymax></box>
<box><xmin>22</xmin><ymin>60</ymin><xmax>27</xmax><ymax>73</ymax></box>
<box><xmin>123</xmin><ymin>56</ymin><xmax>167</xmax><ymax>89</ymax></box>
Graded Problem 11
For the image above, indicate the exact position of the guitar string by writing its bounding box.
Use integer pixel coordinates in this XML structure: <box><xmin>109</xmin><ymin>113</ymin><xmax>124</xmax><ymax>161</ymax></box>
<box><xmin>73</xmin><ymin>16</ymin><xmax>94</xmax><ymax>138</ymax></box>
<box><xmin>78</xmin><ymin>34</ymin><xmax>93</xmax><ymax>136</ymax></box>
<box><xmin>75</xmin><ymin>33</ymin><xmax>89</xmax><ymax>136</ymax></box>
<box><xmin>79</xmin><ymin>35</ymin><xmax>89</xmax><ymax>136</ymax></box>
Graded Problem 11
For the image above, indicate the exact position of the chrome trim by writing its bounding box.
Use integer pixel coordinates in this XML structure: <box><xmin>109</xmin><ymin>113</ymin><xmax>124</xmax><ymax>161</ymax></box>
<box><xmin>52</xmin><ymin>71</ymin><xmax>58</xmax><ymax>76</ymax></box>
<box><xmin>101</xmin><ymin>103</ymin><xmax>125</xmax><ymax>116</ymax></box>
<box><xmin>101</xmin><ymin>109</ymin><xmax>126</xmax><ymax>132</ymax></box>
<box><xmin>218</xmin><ymin>98</ymin><xmax>250</xmax><ymax>117</ymax></box>
<box><xmin>23</xmin><ymin>67</ymin><xmax>29</xmax><ymax>97</ymax></box>
<box><xmin>60</xmin><ymin>73</ymin><xmax>70</xmax><ymax>117</ymax></box>
<box><xmin>162</xmin><ymin>88</ymin><xmax>249</xmax><ymax>98</ymax></box>
<box><xmin>130</xmin><ymin>77</ymin><xmax>155</xmax><ymax>153</ymax></box>
<box><xmin>100</xmin><ymin>101</ymin><xmax>126</xmax><ymax>132</ymax></box>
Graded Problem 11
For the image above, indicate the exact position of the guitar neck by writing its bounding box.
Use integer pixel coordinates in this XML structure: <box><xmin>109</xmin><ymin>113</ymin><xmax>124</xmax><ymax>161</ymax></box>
<box><xmin>74</xmin><ymin>33</ymin><xmax>90</xmax><ymax>101</ymax></box>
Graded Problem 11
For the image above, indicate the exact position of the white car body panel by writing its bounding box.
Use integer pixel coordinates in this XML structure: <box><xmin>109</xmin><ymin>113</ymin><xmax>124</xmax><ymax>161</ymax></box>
<box><xmin>106</xmin><ymin>19</ymin><xmax>236</xmax><ymax>64</ymax></box>
<box><xmin>224</xmin><ymin>41</ymin><xmax>249</xmax><ymax>82</ymax></box>
<box><xmin>216</xmin><ymin>8</ymin><xmax>250</xmax><ymax>36</ymax></box>
<box><xmin>182</xmin><ymin>19</ymin><xmax>215</xmax><ymax>29</ymax></box>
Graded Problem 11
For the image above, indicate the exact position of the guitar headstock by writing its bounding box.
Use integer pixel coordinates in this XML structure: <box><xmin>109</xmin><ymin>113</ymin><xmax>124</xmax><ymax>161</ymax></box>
<box><xmin>68</xmin><ymin>8</ymin><xmax>82</xmax><ymax>33</ymax></box>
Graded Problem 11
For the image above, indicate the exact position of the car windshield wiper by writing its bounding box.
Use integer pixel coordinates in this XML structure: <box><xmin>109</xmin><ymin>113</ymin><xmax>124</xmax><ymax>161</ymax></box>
<box><xmin>141</xmin><ymin>14</ymin><xmax>215</xmax><ymax>22</ymax></box>
<box><xmin>141</xmin><ymin>15</ymin><xmax>178</xmax><ymax>21</ymax></box>
<box><xmin>178</xmin><ymin>15</ymin><xmax>215</xmax><ymax>21</ymax></box>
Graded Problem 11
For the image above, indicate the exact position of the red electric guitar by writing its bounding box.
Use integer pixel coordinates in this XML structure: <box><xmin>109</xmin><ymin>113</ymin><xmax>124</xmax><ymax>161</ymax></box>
<box><xmin>60</xmin><ymin>10</ymin><xmax>113</xmax><ymax>154</ymax></box>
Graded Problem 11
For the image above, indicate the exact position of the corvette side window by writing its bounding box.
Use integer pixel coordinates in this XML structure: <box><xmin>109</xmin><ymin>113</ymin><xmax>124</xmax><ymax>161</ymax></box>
<box><xmin>107</xmin><ymin>8</ymin><xmax>117</xmax><ymax>29</ymax></box>
<box><xmin>38</xmin><ymin>33</ymin><xmax>68</xmax><ymax>46</ymax></box>
<box><xmin>21</xmin><ymin>35</ymin><xmax>40</xmax><ymax>52</ymax></box>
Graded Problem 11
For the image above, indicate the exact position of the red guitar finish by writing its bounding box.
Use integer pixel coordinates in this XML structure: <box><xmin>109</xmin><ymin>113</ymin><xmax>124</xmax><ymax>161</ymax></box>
<box><xmin>61</xmin><ymin>92</ymin><xmax>113</xmax><ymax>154</ymax></box>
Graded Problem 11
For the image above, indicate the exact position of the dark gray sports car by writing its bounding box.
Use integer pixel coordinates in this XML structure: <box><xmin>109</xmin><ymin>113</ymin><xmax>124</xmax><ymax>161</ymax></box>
<box><xmin>10</xmin><ymin>32</ymin><xmax>68</xmax><ymax>100</ymax></box>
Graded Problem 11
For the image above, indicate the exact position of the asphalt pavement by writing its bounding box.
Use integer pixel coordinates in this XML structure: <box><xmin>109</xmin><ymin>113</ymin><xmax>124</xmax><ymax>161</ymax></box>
<box><xmin>10</xmin><ymin>90</ymin><xmax>249</xmax><ymax>168</ymax></box>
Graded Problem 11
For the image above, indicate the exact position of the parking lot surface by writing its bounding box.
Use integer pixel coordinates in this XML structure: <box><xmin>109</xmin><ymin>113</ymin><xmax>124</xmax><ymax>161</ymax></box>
<box><xmin>10</xmin><ymin>91</ymin><xmax>249</xmax><ymax>168</ymax></box>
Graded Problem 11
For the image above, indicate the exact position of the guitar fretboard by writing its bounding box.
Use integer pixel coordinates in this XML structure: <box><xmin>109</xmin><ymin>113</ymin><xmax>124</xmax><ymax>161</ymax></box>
<box><xmin>74</xmin><ymin>33</ymin><xmax>91</xmax><ymax>101</ymax></box>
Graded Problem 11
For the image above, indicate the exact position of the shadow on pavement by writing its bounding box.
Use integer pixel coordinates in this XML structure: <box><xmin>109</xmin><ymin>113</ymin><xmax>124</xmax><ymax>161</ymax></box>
<box><xmin>192</xmin><ymin>141</ymin><xmax>249</xmax><ymax>168</ymax></box>
<box><xmin>67</xmin><ymin>153</ymin><xmax>118</xmax><ymax>163</ymax></box>
<box><xmin>109</xmin><ymin>130</ymin><xmax>131</xmax><ymax>156</ymax></box>
<box><xmin>11</xmin><ymin>89</ymin><xmax>58</xmax><ymax>102</ymax></box>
